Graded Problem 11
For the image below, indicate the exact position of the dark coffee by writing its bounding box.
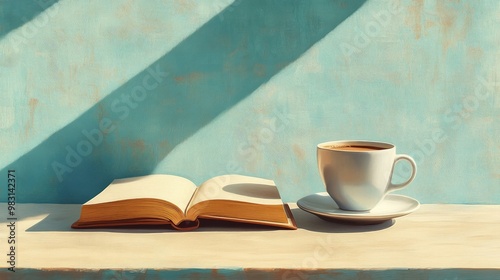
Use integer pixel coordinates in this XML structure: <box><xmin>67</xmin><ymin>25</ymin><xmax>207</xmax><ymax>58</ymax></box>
<box><xmin>327</xmin><ymin>145</ymin><xmax>386</xmax><ymax>151</ymax></box>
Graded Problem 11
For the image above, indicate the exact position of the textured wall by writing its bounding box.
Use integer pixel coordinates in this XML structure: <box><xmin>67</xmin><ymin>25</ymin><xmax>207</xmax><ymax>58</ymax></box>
<box><xmin>1</xmin><ymin>0</ymin><xmax>498</xmax><ymax>204</ymax></box>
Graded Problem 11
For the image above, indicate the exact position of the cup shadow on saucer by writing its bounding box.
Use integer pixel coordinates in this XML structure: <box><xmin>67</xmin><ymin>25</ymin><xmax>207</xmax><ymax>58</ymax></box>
<box><xmin>291</xmin><ymin>208</ymin><xmax>395</xmax><ymax>233</ymax></box>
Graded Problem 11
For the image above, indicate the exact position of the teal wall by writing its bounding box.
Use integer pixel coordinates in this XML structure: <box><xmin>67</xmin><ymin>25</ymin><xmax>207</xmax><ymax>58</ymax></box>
<box><xmin>1</xmin><ymin>0</ymin><xmax>498</xmax><ymax>204</ymax></box>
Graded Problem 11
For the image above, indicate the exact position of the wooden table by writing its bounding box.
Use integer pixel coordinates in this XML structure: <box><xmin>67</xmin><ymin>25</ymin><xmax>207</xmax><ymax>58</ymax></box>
<box><xmin>1</xmin><ymin>203</ymin><xmax>499</xmax><ymax>279</ymax></box>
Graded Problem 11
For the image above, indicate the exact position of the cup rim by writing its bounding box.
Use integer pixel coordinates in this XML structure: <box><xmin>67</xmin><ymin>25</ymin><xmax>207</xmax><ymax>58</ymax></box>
<box><xmin>317</xmin><ymin>140</ymin><xmax>394</xmax><ymax>152</ymax></box>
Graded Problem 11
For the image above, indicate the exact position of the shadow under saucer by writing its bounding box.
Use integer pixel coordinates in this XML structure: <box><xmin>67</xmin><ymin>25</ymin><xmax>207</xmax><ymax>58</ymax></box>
<box><xmin>291</xmin><ymin>208</ymin><xmax>395</xmax><ymax>233</ymax></box>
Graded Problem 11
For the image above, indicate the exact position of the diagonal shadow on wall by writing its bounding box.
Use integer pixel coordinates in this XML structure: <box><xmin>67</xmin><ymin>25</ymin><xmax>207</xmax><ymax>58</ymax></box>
<box><xmin>3</xmin><ymin>0</ymin><xmax>366</xmax><ymax>203</ymax></box>
<box><xmin>0</xmin><ymin>0</ymin><xmax>59</xmax><ymax>39</ymax></box>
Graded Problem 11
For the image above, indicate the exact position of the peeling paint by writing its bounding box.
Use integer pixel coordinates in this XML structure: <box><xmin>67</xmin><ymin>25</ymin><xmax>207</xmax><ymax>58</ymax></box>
<box><xmin>253</xmin><ymin>63</ymin><xmax>266</xmax><ymax>77</ymax></box>
<box><xmin>436</xmin><ymin>1</ymin><xmax>473</xmax><ymax>52</ymax></box>
<box><xmin>293</xmin><ymin>144</ymin><xmax>305</xmax><ymax>161</ymax></box>
<box><xmin>408</xmin><ymin>0</ymin><xmax>424</xmax><ymax>39</ymax></box>
<box><xmin>174</xmin><ymin>72</ymin><xmax>204</xmax><ymax>83</ymax></box>
<box><xmin>24</xmin><ymin>98</ymin><xmax>39</xmax><ymax>137</ymax></box>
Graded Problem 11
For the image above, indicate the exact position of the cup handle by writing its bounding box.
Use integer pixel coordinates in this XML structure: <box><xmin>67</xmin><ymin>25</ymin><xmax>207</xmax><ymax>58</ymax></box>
<box><xmin>387</xmin><ymin>154</ymin><xmax>417</xmax><ymax>192</ymax></box>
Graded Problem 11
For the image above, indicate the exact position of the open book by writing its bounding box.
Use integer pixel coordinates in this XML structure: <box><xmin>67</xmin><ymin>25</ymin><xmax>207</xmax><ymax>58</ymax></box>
<box><xmin>72</xmin><ymin>174</ymin><xmax>296</xmax><ymax>231</ymax></box>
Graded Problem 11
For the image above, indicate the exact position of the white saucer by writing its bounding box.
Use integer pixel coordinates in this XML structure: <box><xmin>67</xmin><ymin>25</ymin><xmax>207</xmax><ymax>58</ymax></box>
<box><xmin>297</xmin><ymin>192</ymin><xmax>420</xmax><ymax>224</ymax></box>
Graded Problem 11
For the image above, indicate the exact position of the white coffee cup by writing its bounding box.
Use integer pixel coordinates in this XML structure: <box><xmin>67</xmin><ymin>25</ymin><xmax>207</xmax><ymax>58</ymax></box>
<box><xmin>317</xmin><ymin>140</ymin><xmax>417</xmax><ymax>211</ymax></box>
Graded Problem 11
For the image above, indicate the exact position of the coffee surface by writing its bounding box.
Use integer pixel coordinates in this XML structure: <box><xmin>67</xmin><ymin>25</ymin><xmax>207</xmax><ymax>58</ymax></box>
<box><xmin>327</xmin><ymin>145</ymin><xmax>386</xmax><ymax>151</ymax></box>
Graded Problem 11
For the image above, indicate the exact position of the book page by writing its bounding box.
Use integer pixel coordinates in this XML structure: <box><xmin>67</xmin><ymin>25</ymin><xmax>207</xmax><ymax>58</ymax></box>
<box><xmin>187</xmin><ymin>174</ymin><xmax>283</xmax><ymax>209</ymax></box>
<box><xmin>86</xmin><ymin>174</ymin><xmax>197</xmax><ymax>212</ymax></box>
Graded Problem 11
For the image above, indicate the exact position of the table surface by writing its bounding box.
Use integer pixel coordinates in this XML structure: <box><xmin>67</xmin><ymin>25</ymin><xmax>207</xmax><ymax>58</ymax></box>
<box><xmin>1</xmin><ymin>203</ymin><xmax>500</xmax><ymax>272</ymax></box>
